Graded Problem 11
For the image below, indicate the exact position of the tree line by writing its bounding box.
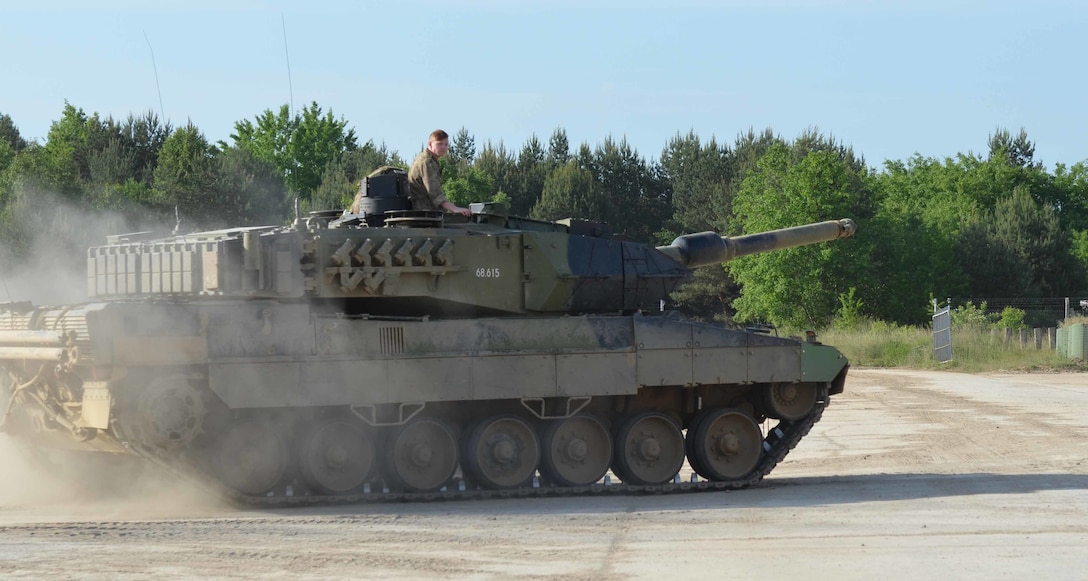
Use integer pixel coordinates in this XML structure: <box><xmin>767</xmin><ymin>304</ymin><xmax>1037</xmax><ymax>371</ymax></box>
<box><xmin>1</xmin><ymin>102</ymin><xmax>1086</xmax><ymax>327</ymax></box>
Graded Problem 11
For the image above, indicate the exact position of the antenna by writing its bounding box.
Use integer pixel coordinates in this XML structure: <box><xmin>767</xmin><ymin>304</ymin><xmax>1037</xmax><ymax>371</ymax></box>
<box><xmin>282</xmin><ymin>13</ymin><xmax>294</xmax><ymax>115</ymax></box>
<box><xmin>143</xmin><ymin>31</ymin><xmax>166</xmax><ymax>122</ymax></box>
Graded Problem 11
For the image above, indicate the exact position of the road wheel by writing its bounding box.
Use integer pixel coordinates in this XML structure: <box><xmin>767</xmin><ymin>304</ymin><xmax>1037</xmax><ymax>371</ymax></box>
<box><xmin>612</xmin><ymin>412</ymin><xmax>684</xmax><ymax>485</ymax></box>
<box><xmin>298</xmin><ymin>419</ymin><xmax>374</xmax><ymax>495</ymax></box>
<box><xmin>541</xmin><ymin>414</ymin><xmax>612</xmax><ymax>487</ymax></box>
<box><xmin>690</xmin><ymin>409</ymin><xmax>763</xmax><ymax>482</ymax></box>
<box><xmin>762</xmin><ymin>383</ymin><xmax>818</xmax><ymax>420</ymax></box>
<box><xmin>385</xmin><ymin>418</ymin><xmax>459</xmax><ymax>493</ymax></box>
<box><xmin>463</xmin><ymin>415</ymin><xmax>539</xmax><ymax>489</ymax></box>
<box><xmin>215</xmin><ymin>419</ymin><xmax>288</xmax><ymax>495</ymax></box>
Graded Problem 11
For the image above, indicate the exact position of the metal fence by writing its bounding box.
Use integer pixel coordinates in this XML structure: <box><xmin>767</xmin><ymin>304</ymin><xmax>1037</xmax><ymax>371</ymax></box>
<box><xmin>932</xmin><ymin>303</ymin><xmax>953</xmax><ymax>363</ymax></box>
<box><xmin>934</xmin><ymin>297</ymin><xmax>1088</xmax><ymax>359</ymax></box>
<box><xmin>948</xmin><ymin>297</ymin><xmax>1088</xmax><ymax>326</ymax></box>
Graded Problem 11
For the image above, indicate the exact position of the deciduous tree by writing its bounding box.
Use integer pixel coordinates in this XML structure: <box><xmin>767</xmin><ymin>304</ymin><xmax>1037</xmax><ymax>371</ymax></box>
<box><xmin>153</xmin><ymin>123</ymin><xmax>218</xmax><ymax>227</ymax></box>
<box><xmin>729</xmin><ymin>138</ymin><xmax>871</xmax><ymax>328</ymax></box>
<box><xmin>229</xmin><ymin>102</ymin><xmax>356</xmax><ymax>207</ymax></box>
<box><xmin>531</xmin><ymin>161</ymin><xmax>602</xmax><ymax>222</ymax></box>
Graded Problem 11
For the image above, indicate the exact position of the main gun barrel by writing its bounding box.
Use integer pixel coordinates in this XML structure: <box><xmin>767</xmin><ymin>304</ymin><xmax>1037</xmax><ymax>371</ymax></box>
<box><xmin>656</xmin><ymin>218</ymin><xmax>857</xmax><ymax>268</ymax></box>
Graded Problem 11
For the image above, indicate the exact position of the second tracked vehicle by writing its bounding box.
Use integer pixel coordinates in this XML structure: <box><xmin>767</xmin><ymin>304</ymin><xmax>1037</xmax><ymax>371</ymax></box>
<box><xmin>0</xmin><ymin>183</ymin><xmax>856</xmax><ymax>503</ymax></box>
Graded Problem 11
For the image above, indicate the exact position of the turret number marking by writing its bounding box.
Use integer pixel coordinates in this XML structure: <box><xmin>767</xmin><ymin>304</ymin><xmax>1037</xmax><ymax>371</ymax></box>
<box><xmin>475</xmin><ymin>267</ymin><xmax>502</xmax><ymax>278</ymax></box>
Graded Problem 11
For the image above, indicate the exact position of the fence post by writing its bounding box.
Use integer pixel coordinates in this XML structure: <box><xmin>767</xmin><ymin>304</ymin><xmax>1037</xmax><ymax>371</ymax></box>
<box><xmin>1004</xmin><ymin>327</ymin><xmax>1014</xmax><ymax>346</ymax></box>
<box><xmin>1034</xmin><ymin>328</ymin><xmax>1043</xmax><ymax>349</ymax></box>
<box><xmin>1019</xmin><ymin>328</ymin><xmax>1030</xmax><ymax>348</ymax></box>
<box><xmin>1048</xmin><ymin>327</ymin><xmax>1057</xmax><ymax>350</ymax></box>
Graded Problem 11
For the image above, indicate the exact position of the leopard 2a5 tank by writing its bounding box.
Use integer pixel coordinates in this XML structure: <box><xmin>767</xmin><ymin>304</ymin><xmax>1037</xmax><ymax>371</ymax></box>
<box><xmin>0</xmin><ymin>200</ymin><xmax>856</xmax><ymax>503</ymax></box>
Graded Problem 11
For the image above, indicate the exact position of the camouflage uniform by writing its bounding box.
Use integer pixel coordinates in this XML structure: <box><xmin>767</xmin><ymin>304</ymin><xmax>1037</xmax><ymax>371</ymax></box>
<box><xmin>407</xmin><ymin>150</ymin><xmax>447</xmax><ymax>212</ymax></box>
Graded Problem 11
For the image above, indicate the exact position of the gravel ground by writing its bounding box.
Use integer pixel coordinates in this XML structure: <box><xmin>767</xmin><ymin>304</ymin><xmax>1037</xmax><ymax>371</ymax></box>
<box><xmin>1</xmin><ymin>368</ymin><xmax>1086</xmax><ymax>580</ymax></box>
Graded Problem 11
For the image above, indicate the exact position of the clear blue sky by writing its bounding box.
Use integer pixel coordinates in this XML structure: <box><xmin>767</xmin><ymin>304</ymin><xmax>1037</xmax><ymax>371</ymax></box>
<box><xmin>3</xmin><ymin>0</ymin><xmax>1086</xmax><ymax>169</ymax></box>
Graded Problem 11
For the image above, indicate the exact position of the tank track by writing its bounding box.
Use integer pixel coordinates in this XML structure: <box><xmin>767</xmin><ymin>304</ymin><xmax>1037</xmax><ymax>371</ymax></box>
<box><xmin>132</xmin><ymin>386</ymin><xmax>830</xmax><ymax>508</ymax></box>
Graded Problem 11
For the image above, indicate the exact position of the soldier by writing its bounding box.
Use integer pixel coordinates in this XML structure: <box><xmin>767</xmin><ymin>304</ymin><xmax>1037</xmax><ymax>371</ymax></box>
<box><xmin>407</xmin><ymin>129</ymin><xmax>472</xmax><ymax>217</ymax></box>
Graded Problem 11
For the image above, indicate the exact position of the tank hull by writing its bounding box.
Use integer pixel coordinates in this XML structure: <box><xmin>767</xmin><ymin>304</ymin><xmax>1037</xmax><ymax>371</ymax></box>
<box><xmin>0</xmin><ymin>300</ymin><xmax>847</xmax><ymax>500</ymax></box>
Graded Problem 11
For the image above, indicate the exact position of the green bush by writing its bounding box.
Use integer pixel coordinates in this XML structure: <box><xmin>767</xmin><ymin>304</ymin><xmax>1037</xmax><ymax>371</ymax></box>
<box><xmin>997</xmin><ymin>306</ymin><xmax>1027</xmax><ymax>330</ymax></box>
<box><xmin>950</xmin><ymin>301</ymin><xmax>995</xmax><ymax>331</ymax></box>
<box><xmin>832</xmin><ymin>287</ymin><xmax>865</xmax><ymax>331</ymax></box>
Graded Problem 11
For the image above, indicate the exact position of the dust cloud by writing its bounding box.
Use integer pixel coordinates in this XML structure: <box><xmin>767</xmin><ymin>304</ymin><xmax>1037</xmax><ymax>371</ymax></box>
<box><xmin>0</xmin><ymin>436</ymin><xmax>231</xmax><ymax>523</ymax></box>
<box><xmin>0</xmin><ymin>189</ymin><xmax>173</xmax><ymax>305</ymax></box>
<box><xmin>0</xmin><ymin>437</ymin><xmax>68</xmax><ymax>506</ymax></box>
<box><xmin>0</xmin><ymin>192</ymin><xmax>235</xmax><ymax>522</ymax></box>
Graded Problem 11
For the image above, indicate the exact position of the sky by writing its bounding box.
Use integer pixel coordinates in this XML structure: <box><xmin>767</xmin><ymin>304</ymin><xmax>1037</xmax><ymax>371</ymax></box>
<box><xmin>2</xmin><ymin>0</ymin><xmax>1086</xmax><ymax>169</ymax></box>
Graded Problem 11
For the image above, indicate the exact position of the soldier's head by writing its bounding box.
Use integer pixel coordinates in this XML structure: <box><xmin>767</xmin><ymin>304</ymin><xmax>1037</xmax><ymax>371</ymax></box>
<box><xmin>427</xmin><ymin>129</ymin><xmax>450</xmax><ymax>158</ymax></box>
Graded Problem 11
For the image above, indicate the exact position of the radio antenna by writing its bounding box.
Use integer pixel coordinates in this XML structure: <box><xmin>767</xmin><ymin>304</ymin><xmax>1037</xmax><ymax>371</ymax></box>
<box><xmin>282</xmin><ymin>13</ymin><xmax>294</xmax><ymax>115</ymax></box>
<box><xmin>143</xmin><ymin>31</ymin><xmax>166</xmax><ymax>122</ymax></box>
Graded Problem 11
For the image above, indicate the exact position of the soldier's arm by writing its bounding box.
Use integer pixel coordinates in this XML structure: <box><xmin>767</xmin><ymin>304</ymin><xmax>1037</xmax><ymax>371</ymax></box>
<box><xmin>422</xmin><ymin>160</ymin><xmax>448</xmax><ymax>206</ymax></box>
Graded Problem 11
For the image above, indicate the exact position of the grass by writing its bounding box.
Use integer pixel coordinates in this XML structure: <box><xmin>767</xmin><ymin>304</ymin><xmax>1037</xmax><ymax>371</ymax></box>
<box><xmin>803</xmin><ymin>321</ymin><xmax>1088</xmax><ymax>374</ymax></box>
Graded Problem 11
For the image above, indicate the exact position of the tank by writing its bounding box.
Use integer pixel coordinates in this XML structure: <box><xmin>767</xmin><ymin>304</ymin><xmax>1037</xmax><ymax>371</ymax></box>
<box><xmin>0</xmin><ymin>201</ymin><xmax>856</xmax><ymax>503</ymax></box>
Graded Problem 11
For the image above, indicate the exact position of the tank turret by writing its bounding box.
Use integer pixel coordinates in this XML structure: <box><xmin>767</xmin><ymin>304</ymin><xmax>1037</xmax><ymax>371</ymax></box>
<box><xmin>84</xmin><ymin>205</ymin><xmax>856</xmax><ymax>317</ymax></box>
<box><xmin>2</xmin><ymin>202</ymin><xmax>857</xmax><ymax>503</ymax></box>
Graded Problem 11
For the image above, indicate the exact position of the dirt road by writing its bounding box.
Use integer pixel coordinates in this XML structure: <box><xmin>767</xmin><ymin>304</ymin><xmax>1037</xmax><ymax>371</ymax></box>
<box><xmin>1</xmin><ymin>369</ymin><xmax>1086</xmax><ymax>580</ymax></box>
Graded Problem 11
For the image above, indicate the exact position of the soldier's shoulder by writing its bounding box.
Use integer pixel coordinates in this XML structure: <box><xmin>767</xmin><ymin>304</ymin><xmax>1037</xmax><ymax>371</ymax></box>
<box><xmin>410</xmin><ymin>150</ymin><xmax>431</xmax><ymax>165</ymax></box>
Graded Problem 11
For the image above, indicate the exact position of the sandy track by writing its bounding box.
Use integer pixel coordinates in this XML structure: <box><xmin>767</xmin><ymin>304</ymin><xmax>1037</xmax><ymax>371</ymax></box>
<box><xmin>1</xmin><ymin>369</ymin><xmax>1086</xmax><ymax>580</ymax></box>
